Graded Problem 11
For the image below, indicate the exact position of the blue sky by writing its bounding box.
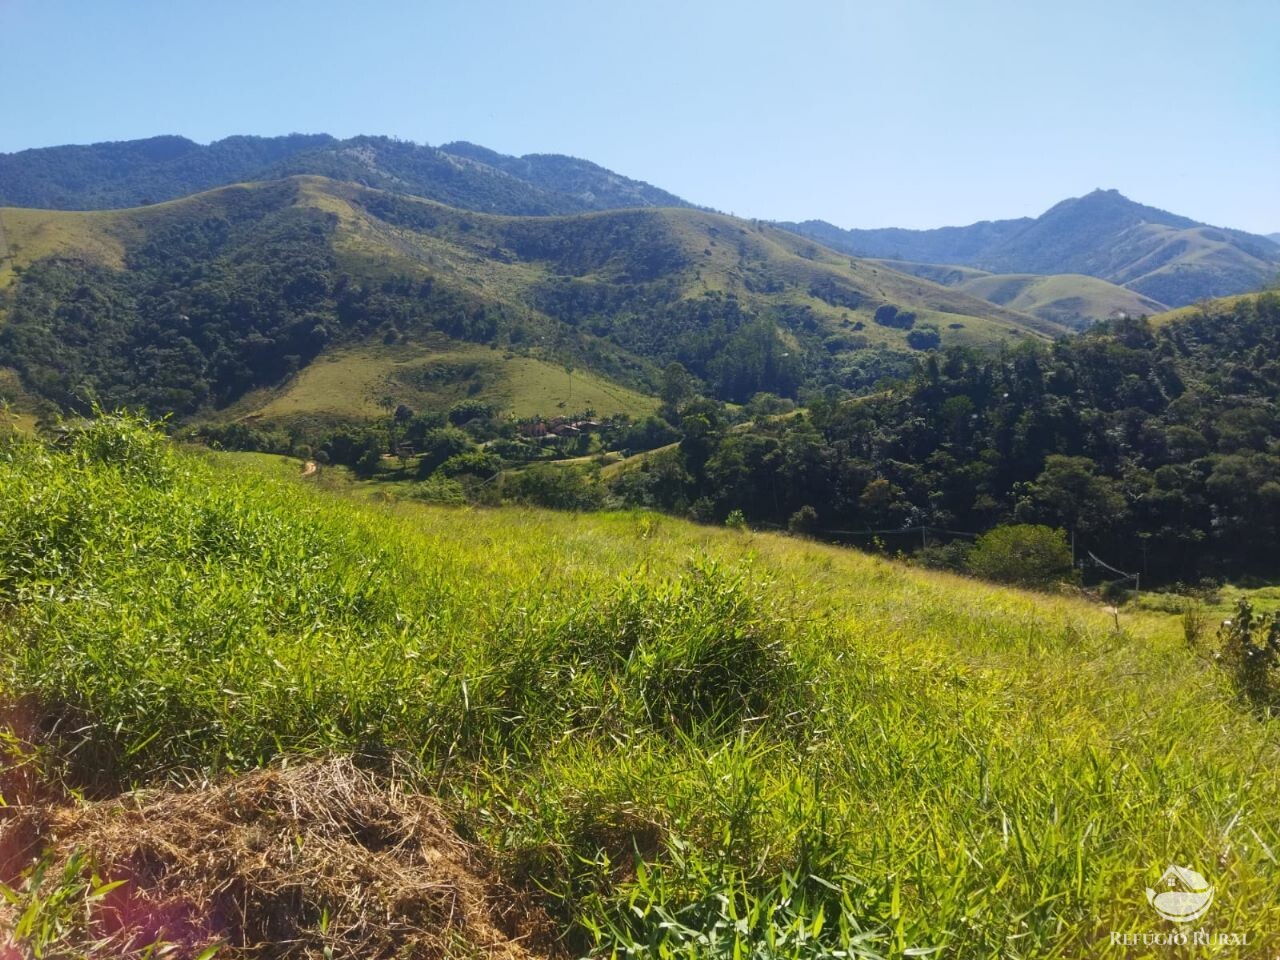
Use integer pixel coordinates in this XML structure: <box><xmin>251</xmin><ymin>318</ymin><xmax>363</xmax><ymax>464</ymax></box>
<box><xmin>2</xmin><ymin>0</ymin><xmax>1277</xmax><ymax>232</ymax></box>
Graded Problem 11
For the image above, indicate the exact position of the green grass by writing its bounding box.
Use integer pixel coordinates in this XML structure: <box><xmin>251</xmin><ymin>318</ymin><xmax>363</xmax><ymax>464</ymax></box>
<box><xmin>237</xmin><ymin>336</ymin><xmax>658</xmax><ymax>426</ymax></box>
<box><xmin>1135</xmin><ymin>583</ymin><xmax>1280</xmax><ymax>620</ymax></box>
<box><xmin>955</xmin><ymin>273</ymin><xmax>1169</xmax><ymax>328</ymax></box>
<box><xmin>2</xmin><ymin>418</ymin><xmax>1279</xmax><ymax>958</ymax></box>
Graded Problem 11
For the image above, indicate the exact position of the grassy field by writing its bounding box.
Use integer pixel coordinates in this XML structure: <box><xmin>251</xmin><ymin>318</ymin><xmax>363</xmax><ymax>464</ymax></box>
<box><xmin>239</xmin><ymin>336</ymin><xmax>658</xmax><ymax>426</ymax></box>
<box><xmin>2</xmin><ymin>418</ymin><xmax>1278</xmax><ymax>958</ymax></box>
<box><xmin>1135</xmin><ymin>583</ymin><xmax>1280</xmax><ymax>619</ymax></box>
<box><xmin>955</xmin><ymin>273</ymin><xmax>1168</xmax><ymax>328</ymax></box>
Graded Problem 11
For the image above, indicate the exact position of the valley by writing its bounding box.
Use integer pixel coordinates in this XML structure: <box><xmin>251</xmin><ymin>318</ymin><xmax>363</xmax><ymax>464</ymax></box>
<box><xmin>2</xmin><ymin>119</ymin><xmax>1279</xmax><ymax>960</ymax></box>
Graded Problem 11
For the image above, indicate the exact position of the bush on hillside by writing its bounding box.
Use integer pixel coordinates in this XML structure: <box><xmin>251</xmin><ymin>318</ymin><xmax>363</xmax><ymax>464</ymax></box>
<box><xmin>503</xmin><ymin>463</ymin><xmax>603</xmax><ymax>510</ymax></box>
<box><xmin>1217</xmin><ymin>599</ymin><xmax>1280</xmax><ymax>714</ymax></box>
<box><xmin>873</xmin><ymin>304</ymin><xmax>916</xmax><ymax>329</ymax></box>
<box><xmin>906</xmin><ymin>325</ymin><xmax>942</xmax><ymax>350</ymax></box>
<box><xmin>788</xmin><ymin>505</ymin><xmax>819</xmax><ymax>536</ymax></box>
<box><xmin>65</xmin><ymin>411</ymin><xmax>175</xmax><ymax>484</ymax></box>
<box><xmin>481</xmin><ymin>559</ymin><xmax>812</xmax><ymax>739</ymax></box>
<box><xmin>965</xmin><ymin>524</ymin><xmax>1075</xmax><ymax>588</ymax></box>
<box><xmin>416</xmin><ymin>427</ymin><xmax>474</xmax><ymax>477</ymax></box>
<box><xmin>915</xmin><ymin>540</ymin><xmax>972</xmax><ymax>572</ymax></box>
<box><xmin>439</xmin><ymin>449</ymin><xmax>500</xmax><ymax>479</ymax></box>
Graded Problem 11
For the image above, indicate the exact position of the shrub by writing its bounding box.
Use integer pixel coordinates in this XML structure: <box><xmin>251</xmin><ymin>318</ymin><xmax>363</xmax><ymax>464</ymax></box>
<box><xmin>66</xmin><ymin>411</ymin><xmax>175</xmax><ymax>484</ymax></box>
<box><xmin>439</xmin><ymin>449</ymin><xmax>500</xmax><ymax>479</ymax></box>
<box><xmin>1217</xmin><ymin>599</ymin><xmax>1280</xmax><ymax>713</ymax></box>
<box><xmin>906</xmin><ymin>326</ymin><xmax>941</xmax><ymax>350</ymax></box>
<box><xmin>788</xmin><ymin>505</ymin><xmax>818</xmax><ymax>536</ymax></box>
<box><xmin>873</xmin><ymin>304</ymin><xmax>916</xmax><ymax>329</ymax></box>
<box><xmin>915</xmin><ymin>540</ymin><xmax>971</xmax><ymax>572</ymax></box>
<box><xmin>503</xmin><ymin>463</ymin><xmax>603</xmax><ymax>510</ymax></box>
<box><xmin>416</xmin><ymin>427</ymin><xmax>473</xmax><ymax>477</ymax></box>
<box><xmin>447</xmin><ymin>398</ymin><xmax>496</xmax><ymax>425</ymax></box>
<box><xmin>481</xmin><ymin>559</ymin><xmax>812</xmax><ymax>740</ymax></box>
<box><xmin>1182</xmin><ymin>599</ymin><xmax>1208</xmax><ymax>648</ymax></box>
<box><xmin>965</xmin><ymin>524</ymin><xmax>1074</xmax><ymax>588</ymax></box>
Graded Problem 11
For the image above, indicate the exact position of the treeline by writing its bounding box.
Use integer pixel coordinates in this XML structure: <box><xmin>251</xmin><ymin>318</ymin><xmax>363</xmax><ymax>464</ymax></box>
<box><xmin>611</xmin><ymin>295</ymin><xmax>1280</xmax><ymax>584</ymax></box>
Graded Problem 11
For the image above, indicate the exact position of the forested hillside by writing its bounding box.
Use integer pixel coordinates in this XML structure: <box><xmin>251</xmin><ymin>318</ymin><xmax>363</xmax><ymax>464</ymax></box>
<box><xmin>0</xmin><ymin>176</ymin><xmax>1053</xmax><ymax>420</ymax></box>
<box><xmin>0</xmin><ymin>133</ymin><xmax>690</xmax><ymax>215</ymax></box>
<box><xmin>612</xmin><ymin>293</ymin><xmax>1280</xmax><ymax>583</ymax></box>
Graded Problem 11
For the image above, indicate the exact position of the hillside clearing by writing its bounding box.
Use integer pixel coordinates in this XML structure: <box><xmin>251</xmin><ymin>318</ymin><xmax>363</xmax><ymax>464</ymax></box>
<box><xmin>238</xmin><ymin>337</ymin><xmax>658</xmax><ymax>426</ymax></box>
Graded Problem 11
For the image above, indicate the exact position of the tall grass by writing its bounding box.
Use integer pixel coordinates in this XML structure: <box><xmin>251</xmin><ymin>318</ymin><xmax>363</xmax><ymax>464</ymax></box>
<box><xmin>2</xmin><ymin>418</ymin><xmax>1278</xmax><ymax>957</ymax></box>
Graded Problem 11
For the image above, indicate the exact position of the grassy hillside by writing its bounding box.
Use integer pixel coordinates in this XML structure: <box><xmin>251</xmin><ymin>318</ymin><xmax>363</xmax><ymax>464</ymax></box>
<box><xmin>0</xmin><ymin>176</ymin><xmax>1059</xmax><ymax>424</ymax></box>
<box><xmin>867</xmin><ymin>260</ymin><xmax>1169</xmax><ymax>328</ymax></box>
<box><xmin>299</xmin><ymin>176</ymin><xmax>1059</xmax><ymax>344</ymax></box>
<box><xmin>1147</xmin><ymin>292</ymin><xmax>1260</xmax><ymax>328</ymax></box>
<box><xmin>238</xmin><ymin>337</ymin><xmax>658</xmax><ymax>426</ymax></box>
<box><xmin>784</xmin><ymin>190</ymin><xmax>1280</xmax><ymax>308</ymax></box>
<box><xmin>956</xmin><ymin>272</ymin><xmax>1167</xmax><ymax>328</ymax></box>
<box><xmin>1</xmin><ymin>418</ymin><xmax>1278</xmax><ymax>957</ymax></box>
<box><xmin>0</xmin><ymin>205</ymin><xmax>128</xmax><ymax>289</ymax></box>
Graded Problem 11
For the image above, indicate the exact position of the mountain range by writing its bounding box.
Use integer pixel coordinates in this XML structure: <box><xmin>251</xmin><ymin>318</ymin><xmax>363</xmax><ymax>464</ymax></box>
<box><xmin>4</xmin><ymin>135</ymin><xmax>1276</xmax><ymax>318</ymax></box>
<box><xmin>1</xmin><ymin>133</ymin><xmax>1277</xmax><ymax>427</ymax></box>
<box><xmin>0</xmin><ymin>174</ymin><xmax>1052</xmax><ymax>425</ymax></box>
<box><xmin>0</xmin><ymin>133</ymin><xmax>692</xmax><ymax>216</ymax></box>
<box><xmin>779</xmin><ymin>190</ymin><xmax>1280</xmax><ymax>308</ymax></box>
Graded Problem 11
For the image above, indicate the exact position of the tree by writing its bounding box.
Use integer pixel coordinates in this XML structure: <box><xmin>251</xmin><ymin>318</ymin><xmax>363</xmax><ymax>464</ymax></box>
<box><xmin>660</xmin><ymin>361</ymin><xmax>696</xmax><ymax>408</ymax></box>
<box><xmin>788</xmin><ymin>505</ymin><xmax>818</xmax><ymax>535</ymax></box>
<box><xmin>965</xmin><ymin>524</ymin><xmax>1074</xmax><ymax>588</ymax></box>
<box><xmin>416</xmin><ymin>427</ymin><xmax>473</xmax><ymax>478</ymax></box>
<box><xmin>1019</xmin><ymin>455</ymin><xmax>1125</xmax><ymax>547</ymax></box>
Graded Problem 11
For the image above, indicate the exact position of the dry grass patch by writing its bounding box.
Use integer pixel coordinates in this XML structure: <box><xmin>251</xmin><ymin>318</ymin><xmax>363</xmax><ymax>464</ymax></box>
<box><xmin>1</xmin><ymin>758</ymin><xmax>557</xmax><ymax>959</ymax></box>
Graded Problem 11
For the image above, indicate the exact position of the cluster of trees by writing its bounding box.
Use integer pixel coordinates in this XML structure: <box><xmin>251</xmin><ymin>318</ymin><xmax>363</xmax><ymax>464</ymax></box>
<box><xmin>610</xmin><ymin>295</ymin><xmax>1280</xmax><ymax>584</ymax></box>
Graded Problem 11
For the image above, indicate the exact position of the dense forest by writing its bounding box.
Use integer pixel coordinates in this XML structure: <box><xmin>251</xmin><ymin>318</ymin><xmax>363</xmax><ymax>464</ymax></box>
<box><xmin>613</xmin><ymin>295</ymin><xmax>1280</xmax><ymax>583</ymax></box>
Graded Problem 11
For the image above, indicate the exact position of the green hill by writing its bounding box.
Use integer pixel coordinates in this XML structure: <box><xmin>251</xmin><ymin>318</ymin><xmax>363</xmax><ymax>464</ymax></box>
<box><xmin>782</xmin><ymin>189</ymin><xmax>1280</xmax><ymax>307</ymax></box>
<box><xmin>235</xmin><ymin>338</ymin><xmax>658</xmax><ymax>425</ymax></box>
<box><xmin>1</xmin><ymin>417</ymin><xmax>1277</xmax><ymax>957</ymax></box>
<box><xmin>955</xmin><ymin>272</ymin><xmax>1167</xmax><ymax>328</ymax></box>
<box><xmin>868</xmin><ymin>259</ymin><xmax>1169</xmax><ymax>328</ymax></box>
<box><xmin>0</xmin><ymin>176</ymin><xmax>1058</xmax><ymax>425</ymax></box>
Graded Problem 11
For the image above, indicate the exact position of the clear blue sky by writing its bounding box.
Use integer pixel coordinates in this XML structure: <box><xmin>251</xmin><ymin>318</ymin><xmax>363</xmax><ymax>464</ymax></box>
<box><xmin>2</xmin><ymin>0</ymin><xmax>1277</xmax><ymax>232</ymax></box>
